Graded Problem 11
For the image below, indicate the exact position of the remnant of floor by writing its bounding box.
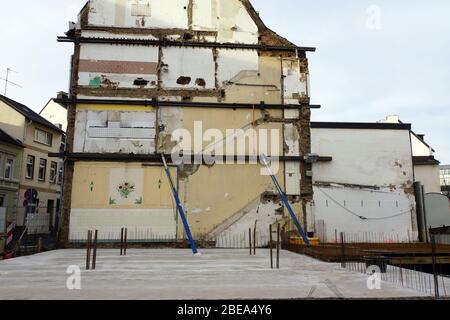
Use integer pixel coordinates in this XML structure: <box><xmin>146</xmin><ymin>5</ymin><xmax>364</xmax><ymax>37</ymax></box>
<box><xmin>0</xmin><ymin>249</ymin><xmax>429</xmax><ymax>300</ymax></box>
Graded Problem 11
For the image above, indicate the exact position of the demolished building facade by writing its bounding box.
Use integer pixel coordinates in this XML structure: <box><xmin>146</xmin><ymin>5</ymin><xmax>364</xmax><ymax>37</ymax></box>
<box><xmin>57</xmin><ymin>0</ymin><xmax>319</xmax><ymax>243</ymax></box>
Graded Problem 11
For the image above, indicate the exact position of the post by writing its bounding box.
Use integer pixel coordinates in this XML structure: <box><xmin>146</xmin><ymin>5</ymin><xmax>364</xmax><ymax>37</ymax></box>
<box><xmin>92</xmin><ymin>230</ymin><xmax>98</xmax><ymax>270</ymax></box>
<box><xmin>276</xmin><ymin>223</ymin><xmax>280</xmax><ymax>269</ymax></box>
<box><xmin>86</xmin><ymin>230</ymin><xmax>92</xmax><ymax>270</ymax></box>
<box><xmin>430</xmin><ymin>232</ymin><xmax>440</xmax><ymax>298</ymax></box>
<box><xmin>253</xmin><ymin>227</ymin><xmax>256</xmax><ymax>255</ymax></box>
<box><xmin>37</xmin><ymin>237</ymin><xmax>43</xmax><ymax>253</ymax></box>
<box><xmin>340</xmin><ymin>232</ymin><xmax>346</xmax><ymax>268</ymax></box>
<box><xmin>120</xmin><ymin>227</ymin><xmax>124</xmax><ymax>256</ymax></box>
<box><xmin>124</xmin><ymin>228</ymin><xmax>128</xmax><ymax>256</ymax></box>
<box><xmin>249</xmin><ymin>228</ymin><xmax>252</xmax><ymax>255</ymax></box>
<box><xmin>269</xmin><ymin>225</ymin><xmax>273</xmax><ymax>269</ymax></box>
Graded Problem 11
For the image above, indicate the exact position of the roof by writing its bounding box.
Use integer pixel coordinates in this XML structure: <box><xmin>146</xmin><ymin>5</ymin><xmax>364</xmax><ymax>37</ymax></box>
<box><xmin>39</xmin><ymin>98</ymin><xmax>68</xmax><ymax>115</ymax></box>
<box><xmin>0</xmin><ymin>94</ymin><xmax>64</xmax><ymax>133</ymax></box>
<box><xmin>413</xmin><ymin>156</ymin><xmax>440</xmax><ymax>166</ymax></box>
<box><xmin>311</xmin><ymin>122</ymin><xmax>412</xmax><ymax>130</ymax></box>
<box><xmin>0</xmin><ymin>128</ymin><xmax>24</xmax><ymax>148</ymax></box>
<box><xmin>441</xmin><ymin>165</ymin><xmax>450</xmax><ymax>170</ymax></box>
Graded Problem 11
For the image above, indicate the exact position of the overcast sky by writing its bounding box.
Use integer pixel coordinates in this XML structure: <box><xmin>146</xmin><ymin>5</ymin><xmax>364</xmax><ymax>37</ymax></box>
<box><xmin>0</xmin><ymin>0</ymin><xmax>449</xmax><ymax>163</ymax></box>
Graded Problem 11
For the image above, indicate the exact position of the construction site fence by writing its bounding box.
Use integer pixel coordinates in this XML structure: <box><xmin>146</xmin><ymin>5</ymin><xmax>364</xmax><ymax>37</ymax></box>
<box><xmin>285</xmin><ymin>231</ymin><xmax>450</xmax><ymax>298</ymax></box>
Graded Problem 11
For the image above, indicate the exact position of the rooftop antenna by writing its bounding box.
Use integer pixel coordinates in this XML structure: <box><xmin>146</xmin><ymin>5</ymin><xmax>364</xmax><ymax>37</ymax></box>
<box><xmin>0</xmin><ymin>68</ymin><xmax>22</xmax><ymax>96</ymax></box>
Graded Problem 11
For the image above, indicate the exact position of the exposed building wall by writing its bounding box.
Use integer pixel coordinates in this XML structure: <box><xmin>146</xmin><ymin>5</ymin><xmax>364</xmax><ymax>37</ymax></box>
<box><xmin>311</xmin><ymin>127</ymin><xmax>418</xmax><ymax>242</ymax></box>
<box><xmin>70</xmin><ymin>162</ymin><xmax>176</xmax><ymax>240</ymax></box>
<box><xmin>415</xmin><ymin>165</ymin><xmax>442</xmax><ymax>194</ymax></box>
<box><xmin>60</xmin><ymin>0</ymin><xmax>313</xmax><ymax>244</ymax></box>
<box><xmin>379</xmin><ymin>115</ymin><xmax>441</xmax><ymax>194</ymax></box>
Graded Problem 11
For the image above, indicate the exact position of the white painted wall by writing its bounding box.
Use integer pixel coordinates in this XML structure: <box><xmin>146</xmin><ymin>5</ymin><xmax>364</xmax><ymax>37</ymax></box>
<box><xmin>79</xmin><ymin>43</ymin><xmax>159</xmax><ymax>89</ymax></box>
<box><xmin>313</xmin><ymin>186</ymin><xmax>415</xmax><ymax>243</ymax></box>
<box><xmin>213</xmin><ymin>198</ymin><xmax>281</xmax><ymax>248</ymax></box>
<box><xmin>39</xmin><ymin>100</ymin><xmax>68</xmax><ymax>132</ymax></box>
<box><xmin>217</xmin><ymin>49</ymin><xmax>259</xmax><ymax>85</ymax></box>
<box><xmin>88</xmin><ymin>0</ymin><xmax>189</xmax><ymax>29</ymax></box>
<box><xmin>161</xmin><ymin>47</ymin><xmax>216</xmax><ymax>89</ymax></box>
<box><xmin>69</xmin><ymin>208</ymin><xmax>177</xmax><ymax>240</ymax></box>
<box><xmin>311</xmin><ymin>127</ymin><xmax>418</xmax><ymax>241</ymax></box>
<box><xmin>284</xmin><ymin>109</ymin><xmax>301</xmax><ymax>195</ymax></box>
<box><xmin>73</xmin><ymin>110</ymin><xmax>156</xmax><ymax>154</ymax></box>
<box><xmin>415</xmin><ymin>165</ymin><xmax>442</xmax><ymax>193</ymax></box>
<box><xmin>312</xmin><ymin>128</ymin><xmax>414</xmax><ymax>186</ymax></box>
<box><xmin>87</xmin><ymin>0</ymin><xmax>259</xmax><ymax>44</ymax></box>
<box><xmin>411</xmin><ymin>134</ymin><xmax>433</xmax><ymax>157</ymax></box>
<box><xmin>283</xmin><ymin>59</ymin><xmax>308</xmax><ymax>104</ymax></box>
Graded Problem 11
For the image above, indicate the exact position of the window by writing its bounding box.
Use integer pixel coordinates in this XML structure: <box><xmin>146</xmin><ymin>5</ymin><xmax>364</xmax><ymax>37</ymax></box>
<box><xmin>4</xmin><ymin>157</ymin><xmax>14</xmax><ymax>180</ymax></box>
<box><xmin>49</xmin><ymin>162</ymin><xmax>57</xmax><ymax>183</ymax></box>
<box><xmin>0</xmin><ymin>153</ymin><xmax>4</xmax><ymax>178</ymax></box>
<box><xmin>26</xmin><ymin>155</ymin><xmax>35</xmax><ymax>179</ymax></box>
<box><xmin>0</xmin><ymin>194</ymin><xmax>5</xmax><ymax>207</ymax></box>
<box><xmin>58</xmin><ymin>165</ymin><xmax>63</xmax><ymax>185</ymax></box>
<box><xmin>34</xmin><ymin>129</ymin><xmax>53</xmax><ymax>146</ymax></box>
<box><xmin>38</xmin><ymin>159</ymin><xmax>47</xmax><ymax>181</ymax></box>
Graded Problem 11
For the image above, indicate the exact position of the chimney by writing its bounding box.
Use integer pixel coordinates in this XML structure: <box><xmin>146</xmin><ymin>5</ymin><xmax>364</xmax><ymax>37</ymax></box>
<box><xmin>57</xmin><ymin>91</ymin><xmax>69</xmax><ymax>101</ymax></box>
<box><xmin>417</xmin><ymin>134</ymin><xmax>425</xmax><ymax>141</ymax></box>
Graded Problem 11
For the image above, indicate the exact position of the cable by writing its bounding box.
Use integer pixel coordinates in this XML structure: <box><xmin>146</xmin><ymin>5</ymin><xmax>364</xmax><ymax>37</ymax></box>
<box><xmin>316</xmin><ymin>187</ymin><xmax>411</xmax><ymax>221</ymax></box>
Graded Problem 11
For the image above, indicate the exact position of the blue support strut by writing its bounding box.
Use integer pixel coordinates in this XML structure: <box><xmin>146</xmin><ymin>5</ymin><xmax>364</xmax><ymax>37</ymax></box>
<box><xmin>162</xmin><ymin>156</ymin><xmax>198</xmax><ymax>254</ymax></box>
<box><xmin>262</xmin><ymin>156</ymin><xmax>311</xmax><ymax>247</ymax></box>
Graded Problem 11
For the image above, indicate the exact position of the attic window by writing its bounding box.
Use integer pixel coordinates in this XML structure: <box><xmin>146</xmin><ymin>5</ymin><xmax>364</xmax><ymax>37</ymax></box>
<box><xmin>131</xmin><ymin>2</ymin><xmax>151</xmax><ymax>17</ymax></box>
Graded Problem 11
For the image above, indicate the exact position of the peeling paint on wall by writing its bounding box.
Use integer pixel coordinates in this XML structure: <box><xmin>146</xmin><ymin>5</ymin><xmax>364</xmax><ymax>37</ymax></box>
<box><xmin>74</xmin><ymin>109</ymin><xmax>156</xmax><ymax>154</ymax></box>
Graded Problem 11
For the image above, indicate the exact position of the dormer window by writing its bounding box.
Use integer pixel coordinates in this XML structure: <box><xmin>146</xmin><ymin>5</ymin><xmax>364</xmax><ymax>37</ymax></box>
<box><xmin>34</xmin><ymin>128</ymin><xmax>53</xmax><ymax>146</ymax></box>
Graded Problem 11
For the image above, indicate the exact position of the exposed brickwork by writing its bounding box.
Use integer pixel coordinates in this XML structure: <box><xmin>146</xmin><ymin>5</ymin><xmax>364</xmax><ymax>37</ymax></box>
<box><xmin>59</xmin><ymin>39</ymin><xmax>80</xmax><ymax>247</ymax></box>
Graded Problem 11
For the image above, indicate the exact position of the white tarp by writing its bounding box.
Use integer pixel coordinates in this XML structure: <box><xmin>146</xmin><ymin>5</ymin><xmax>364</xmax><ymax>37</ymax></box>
<box><xmin>26</xmin><ymin>214</ymin><xmax>50</xmax><ymax>235</ymax></box>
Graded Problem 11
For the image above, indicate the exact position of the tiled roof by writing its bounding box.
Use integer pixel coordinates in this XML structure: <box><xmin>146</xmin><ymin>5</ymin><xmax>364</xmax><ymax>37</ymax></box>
<box><xmin>0</xmin><ymin>94</ymin><xmax>63</xmax><ymax>133</ymax></box>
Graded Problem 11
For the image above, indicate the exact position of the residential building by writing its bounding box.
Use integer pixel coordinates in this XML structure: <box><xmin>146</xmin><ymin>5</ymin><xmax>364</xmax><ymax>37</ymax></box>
<box><xmin>39</xmin><ymin>92</ymin><xmax>69</xmax><ymax>232</ymax></box>
<box><xmin>0</xmin><ymin>94</ymin><xmax>64</xmax><ymax>234</ymax></box>
<box><xmin>58</xmin><ymin>0</ymin><xmax>317</xmax><ymax>244</ymax></box>
<box><xmin>310</xmin><ymin>122</ymin><xmax>418</xmax><ymax>242</ymax></box>
<box><xmin>39</xmin><ymin>92</ymin><xmax>70</xmax><ymax>132</ymax></box>
<box><xmin>441</xmin><ymin>165</ymin><xmax>450</xmax><ymax>196</ymax></box>
<box><xmin>0</xmin><ymin>128</ymin><xmax>24</xmax><ymax>255</ymax></box>
<box><xmin>379</xmin><ymin>115</ymin><xmax>441</xmax><ymax>194</ymax></box>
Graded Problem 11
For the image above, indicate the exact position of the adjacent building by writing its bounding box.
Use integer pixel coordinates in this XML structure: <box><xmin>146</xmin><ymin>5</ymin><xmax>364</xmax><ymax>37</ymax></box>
<box><xmin>0</xmin><ymin>128</ymin><xmax>24</xmax><ymax>255</ymax></box>
<box><xmin>310</xmin><ymin>122</ymin><xmax>418</xmax><ymax>242</ymax></box>
<box><xmin>39</xmin><ymin>93</ymin><xmax>70</xmax><ymax>132</ymax></box>
<box><xmin>441</xmin><ymin>165</ymin><xmax>450</xmax><ymax>196</ymax></box>
<box><xmin>379</xmin><ymin>115</ymin><xmax>441</xmax><ymax>194</ymax></box>
<box><xmin>0</xmin><ymin>94</ymin><xmax>64</xmax><ymax>235</ymax></box>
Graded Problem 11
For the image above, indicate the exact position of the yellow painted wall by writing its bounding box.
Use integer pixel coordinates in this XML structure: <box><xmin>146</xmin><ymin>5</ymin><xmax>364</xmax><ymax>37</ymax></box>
<box><xmin>179</xmin><ymin>163</ymin><xmax>285</xmax><ymax>235</ymax></box>
<box><xmin>0</xmin><ymin>101</ymin><xmax>26</xmax><ymax>141</ymax></box>
<box><xmin>71</xmin><ymin>162</ymin><xmax>174</xmax><ymax>209</ymax></box>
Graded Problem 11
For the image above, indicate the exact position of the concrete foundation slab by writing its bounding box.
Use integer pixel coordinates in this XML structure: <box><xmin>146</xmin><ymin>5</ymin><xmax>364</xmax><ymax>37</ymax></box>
<box><xmin>0</xmin><ymin>249</ymin><xmax>429</xmax><ymax>300</ymax></box>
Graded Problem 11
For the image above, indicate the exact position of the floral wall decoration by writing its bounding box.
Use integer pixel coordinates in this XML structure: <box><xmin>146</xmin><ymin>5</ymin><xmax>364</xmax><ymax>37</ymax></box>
<box><xmin>117</xmin><ymin>182</ymin><xmax>135</xmax><ymax>199</ymax></box>
<box><xmin>109</xmin><ymin>168</ymin><xmax>144</xmax><ymax>206</ymax></box>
